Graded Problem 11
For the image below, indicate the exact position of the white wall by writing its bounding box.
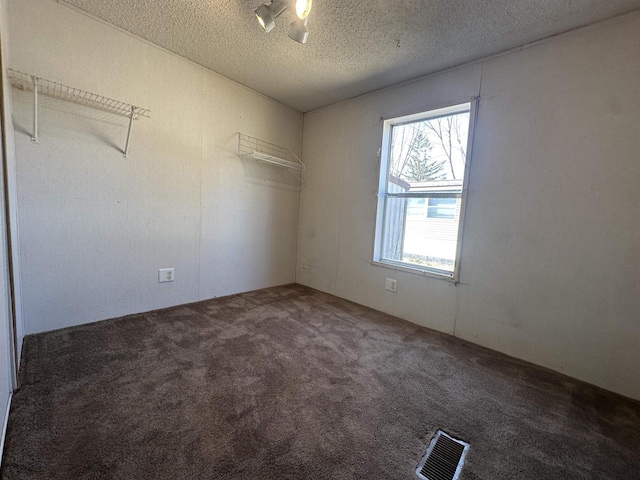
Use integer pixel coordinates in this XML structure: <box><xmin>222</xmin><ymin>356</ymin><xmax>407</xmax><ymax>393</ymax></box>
<box><xmin>297</xmin><ymin>12</ymin><xmax>640</xmax><ymax>400</ymax></box>
<box><xmin>9</xmin><ymin>0</ymin><xmax>303</xmax><ymax>334</ymax></box>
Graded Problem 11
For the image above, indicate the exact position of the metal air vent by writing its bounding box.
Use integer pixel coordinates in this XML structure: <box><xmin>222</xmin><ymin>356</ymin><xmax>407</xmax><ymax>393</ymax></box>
<box><xmin>416</xmin><ymin>430</ymin><xmax>469</xmax><ymax>480</ymax></box>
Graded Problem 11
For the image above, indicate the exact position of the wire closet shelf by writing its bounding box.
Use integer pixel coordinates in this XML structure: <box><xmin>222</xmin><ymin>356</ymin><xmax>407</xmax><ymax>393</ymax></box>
<box><xmin>7</xmin><ymin>69</ymin><xmax>150</xmax><ymax>119</ymax></box>
<box><xmin>7</xmin><ymin>68</ymin><xmax>150</xmax><ymax>157</ymax></box>
<box><xmin>238</xmin><ymin>133</ymin><xmax>305</xmax><ymax>171</ymax></box>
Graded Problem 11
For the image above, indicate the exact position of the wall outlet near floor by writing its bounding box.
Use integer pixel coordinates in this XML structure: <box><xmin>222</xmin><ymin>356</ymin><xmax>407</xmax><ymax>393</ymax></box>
<box><xmin>385</xmin><ymin>278</ymin><xmax>397</xmax><ymax>293</ymax></box>
<box><xmin>158</xmin><ymin>268</ymin><xmax>174</xmax><ymax>283</ymax></box>
<box><xmin>301</xmin><ymin>258</ymin><xmax>308</xmax><ymax>269</ymax></box>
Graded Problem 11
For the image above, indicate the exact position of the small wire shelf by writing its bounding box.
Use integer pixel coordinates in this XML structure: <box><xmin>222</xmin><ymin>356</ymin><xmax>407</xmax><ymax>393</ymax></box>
<box><xmin>238</xmin><ymin>133</ymin><xmax>304</xmax><ymax>171</ymax></box>
<box><xmin>8</xmin><ymin>68</ymin><xmax>149</xmax><ymax>157</ymax></box>
<box><xmin>7</xmin><ymin>69</ymin><xmax>150</xmax><ymax>119</ymax></box>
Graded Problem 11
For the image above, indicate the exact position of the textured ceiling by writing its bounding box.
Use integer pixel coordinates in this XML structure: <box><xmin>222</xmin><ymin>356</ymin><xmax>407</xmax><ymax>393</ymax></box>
<box><xmin>61</xmin><ymin>0</ymin><xmax>640</xmax><ymax>112</ymax></box>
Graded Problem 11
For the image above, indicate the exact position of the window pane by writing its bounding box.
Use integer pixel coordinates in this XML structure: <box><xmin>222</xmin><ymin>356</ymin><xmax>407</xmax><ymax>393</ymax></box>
<box><xmin>427</xmin><ymin>197</ymin><xmax>456</xmax><ymax>219</ymax></box>
<box><xmin>382</xmin><ymin>196</ymin><xmax>461</xmax><ymax>273</ymax></box>
<box><xmin>387</xmin><ymin>110</ymin><xmax>470</xmax><ymax>194</ymax></box>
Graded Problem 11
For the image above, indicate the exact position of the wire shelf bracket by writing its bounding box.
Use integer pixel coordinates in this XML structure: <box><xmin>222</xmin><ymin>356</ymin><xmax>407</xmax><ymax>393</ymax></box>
<box><xmin>237</xmin><ymin>133</ymin><xmax>304</xmax><ymax>171</ymax></box>
<box><xmin>7</xmin><ymin>68</ymin><xmax>150</xmax><ymax>158</ymax></box>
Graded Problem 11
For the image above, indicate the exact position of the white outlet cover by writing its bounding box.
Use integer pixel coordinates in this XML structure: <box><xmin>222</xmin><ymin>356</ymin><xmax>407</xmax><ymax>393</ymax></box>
<box><xmin>385</xmin><ymin>278</ymin><xmax>397</xmax><ymax>293</ymax></box>
<box><xmin>159</xmin><ymin>268</ymin><xmax>175</xmax><ymax>283</ymax></box>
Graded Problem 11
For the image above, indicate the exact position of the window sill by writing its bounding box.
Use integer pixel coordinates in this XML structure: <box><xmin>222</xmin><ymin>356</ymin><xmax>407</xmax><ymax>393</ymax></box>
<box><xmin>370</xmin><ymin>260</ymin><xmax>458</xmax><ymax>284</ymax></box>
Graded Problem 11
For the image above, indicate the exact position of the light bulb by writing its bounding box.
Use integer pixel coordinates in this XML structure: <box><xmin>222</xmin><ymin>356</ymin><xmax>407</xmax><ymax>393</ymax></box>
<box><xmin>294</xmin><ymin>0</ymin><xmax>312</xmax><ymax>19</ymax></box>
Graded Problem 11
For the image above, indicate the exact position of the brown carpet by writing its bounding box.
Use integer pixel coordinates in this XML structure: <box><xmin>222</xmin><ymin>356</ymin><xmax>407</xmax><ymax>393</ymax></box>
<box><xmin>2</xmin><ymin>284</ymin><xmax>640</xmax><ymax>479</ymax></box>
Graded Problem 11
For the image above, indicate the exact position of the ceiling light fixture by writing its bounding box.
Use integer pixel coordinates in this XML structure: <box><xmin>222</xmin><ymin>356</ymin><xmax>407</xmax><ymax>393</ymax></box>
<box><xmin>254</xmin><ymin>0</ymin><xmax>313</xmax><ymax>44</ymax></box>
<box><xmin>288</xmin><ymin>18</ymin><xmax>309</xmax><ymax>44</ymax></box>
<box><xmin>255</xmin><ymin>0</ymin><xmax>288</xmax><ymax>33</ymax></box>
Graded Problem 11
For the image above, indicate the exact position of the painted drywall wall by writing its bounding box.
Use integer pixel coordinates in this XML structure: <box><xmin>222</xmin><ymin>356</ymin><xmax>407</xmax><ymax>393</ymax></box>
<box><xmin>9</xmin><ymin>0</ymin><xmax>302</xmax><ymax>334</ymax></box>
<box><xmin>297</xmin><ymin>12</ymin><xmax>640</xmax><ymax>400</ymax></box>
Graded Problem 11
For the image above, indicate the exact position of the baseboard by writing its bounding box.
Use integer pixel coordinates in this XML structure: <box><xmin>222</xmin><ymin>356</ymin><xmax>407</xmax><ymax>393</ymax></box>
<box><xmin>0</xmin><ymin>392</ymin><xmax>12</xmax><ymax>470</ymax></box>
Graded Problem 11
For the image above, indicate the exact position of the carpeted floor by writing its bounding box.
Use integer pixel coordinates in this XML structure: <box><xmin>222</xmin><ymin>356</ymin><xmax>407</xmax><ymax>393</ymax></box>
<box><xmin>2</xmin><ymin>284</ymin><xmax>640</xmax><ymax>479</ymax></box>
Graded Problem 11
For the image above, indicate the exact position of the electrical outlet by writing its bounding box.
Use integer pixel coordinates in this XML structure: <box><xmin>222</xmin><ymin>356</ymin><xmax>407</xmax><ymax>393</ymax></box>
<box><xmin>301</xmin><ymin>258</ymin><xmax>308</xmax><ymax>269</ymax></box>
<box><xmin>158</xmin><ymin>268</ymin><xmax>174</xmax><ymax>283</ymax></box>
<box><xmin>385</xmin><ymin>278</ymin><xmax>397</xmax><ymax>293</ymax></box>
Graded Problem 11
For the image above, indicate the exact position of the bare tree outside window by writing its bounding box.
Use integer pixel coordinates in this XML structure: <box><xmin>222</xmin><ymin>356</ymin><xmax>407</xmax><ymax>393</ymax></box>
<box><xmin>423</xmin><ymin>113</ymin><xmax>468</xmax><ymax>180</ymax></box>
<box><xmin>390</xmin><ymin>123</ymin><xmax>447</xmax><ymax>182</ymax></box>
<box><xmin>390</xmin><ymin>112</ymin><xmax>469</xmax><ymax>183</ymax></box>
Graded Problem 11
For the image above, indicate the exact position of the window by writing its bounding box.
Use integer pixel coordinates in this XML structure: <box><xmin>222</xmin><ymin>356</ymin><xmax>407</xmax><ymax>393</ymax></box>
<box><xmin>427</xmin><ymin>198</ymin><xmax>457</xmax><ymax>219</ymax></box>
<box><xmin>373</xmin><ymin>102</ymin><xmax>475</xmax><ymax>280</ymax></box>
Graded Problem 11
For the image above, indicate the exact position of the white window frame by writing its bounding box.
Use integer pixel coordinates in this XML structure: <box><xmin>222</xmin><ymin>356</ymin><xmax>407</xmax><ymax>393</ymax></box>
<box><xmin>372</xmin><ymin>99</ymin><xmax>479</xmax><ymax>283</ymax></box>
